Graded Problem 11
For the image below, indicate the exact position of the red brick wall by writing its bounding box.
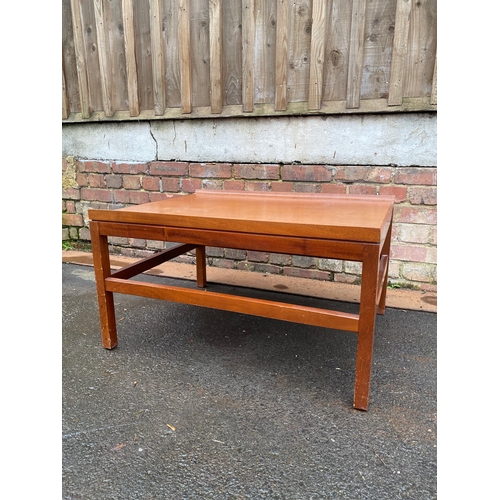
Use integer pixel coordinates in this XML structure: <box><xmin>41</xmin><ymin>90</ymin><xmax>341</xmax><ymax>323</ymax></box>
<box><xmin>62</xmin><ymin>158</ymin><xmax>437</xmax><ymax>291</ymax></box>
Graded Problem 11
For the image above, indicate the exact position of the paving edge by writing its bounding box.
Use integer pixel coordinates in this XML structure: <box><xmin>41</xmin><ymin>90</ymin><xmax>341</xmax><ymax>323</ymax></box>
<box><xmin>62</xmin><ymin>251</ymin><xmax>437</xmax><ymax>313</ymax></box>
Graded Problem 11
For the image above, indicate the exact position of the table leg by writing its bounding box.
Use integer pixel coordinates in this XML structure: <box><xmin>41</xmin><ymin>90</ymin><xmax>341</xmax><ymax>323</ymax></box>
<box><xmin>90</xmin><ymin>222</ymin><xmax>118</xmax><ymax>349</ymax></box>
<box><xmin>353</xmin><ymin>244</ymin><xmax>380</xmax><ymax>410</ymax></box>
<box><xmin>377</xmin><ymin>220</ymin><xmax>393</xmax><ymax>315</ymax></box>
<box><xmin>196</xmin><ymin>246</ymin><xmax>207</xmax><ymax>288</ymax></box>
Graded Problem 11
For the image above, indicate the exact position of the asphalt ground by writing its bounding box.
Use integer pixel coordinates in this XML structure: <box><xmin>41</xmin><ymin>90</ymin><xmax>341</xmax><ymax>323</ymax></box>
<box><xmin>62</xmin><ymin>262</ymin><xmax>437</xmax><ymax>499</ymax></box>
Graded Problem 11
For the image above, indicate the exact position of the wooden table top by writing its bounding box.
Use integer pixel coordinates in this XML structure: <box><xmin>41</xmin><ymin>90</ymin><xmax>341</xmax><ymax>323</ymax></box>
<box><xmin>89</xmin><ymin>190</ymin><xmax>394</xmax><ymax>243</ymax></box>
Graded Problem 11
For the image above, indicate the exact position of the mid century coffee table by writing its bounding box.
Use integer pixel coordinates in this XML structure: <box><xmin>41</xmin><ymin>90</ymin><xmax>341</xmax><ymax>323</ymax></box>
<box><xmin>89</xmin><ymin>190</ymin><xmax>394</xmax><ymax>410</ymax></box>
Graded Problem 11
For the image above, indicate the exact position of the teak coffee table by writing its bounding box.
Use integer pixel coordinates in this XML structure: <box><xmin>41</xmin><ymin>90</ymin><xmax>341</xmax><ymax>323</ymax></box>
<box><xmin>89</xmin><ymin>190</ymin><xmax>394</xmax><ymax>410</ymax></box>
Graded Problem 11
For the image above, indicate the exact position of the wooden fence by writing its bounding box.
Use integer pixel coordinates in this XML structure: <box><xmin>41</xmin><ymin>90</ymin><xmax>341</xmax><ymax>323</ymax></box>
<box><xmin>62</xmin><ymin>0</ymin><xmax>437</xmax><ymax>122</ymax></box>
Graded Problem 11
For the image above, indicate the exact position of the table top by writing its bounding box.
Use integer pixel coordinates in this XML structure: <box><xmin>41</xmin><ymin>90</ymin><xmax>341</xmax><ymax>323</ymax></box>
<box><xmin>89</xmin><ymin>190</ymin><xmax>394</xmax><ymax>243</ymax></box>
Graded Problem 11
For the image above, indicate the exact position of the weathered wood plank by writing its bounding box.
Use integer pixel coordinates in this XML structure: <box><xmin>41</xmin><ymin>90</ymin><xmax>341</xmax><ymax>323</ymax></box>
<box><xmin>388</xmin><ymin>0</ymin><xmax>411</xmax><ymax>106</ymax></box>
<box><xmin>133</xmin><ymin>0</ymin><xmax>154</xmax><ymax>111</ymax></box>
<box><xmin>307</xmin><ymin>0</ymin><xmax>327</xmax><ymax>110</ymax></box>
<box><xmin>70</xmin><ymin>0</ymin><xmax>92</xmax><ymax>118</ymax></box>
<box><xmin>209</xmin><ymin>0</ymin><xmax>223</xmax><ymax>113</ymax></box>
<box><xmin>65</xmin><ymin>96</ymin><xmax>436</xmax><ymax>122</ymax></box>
<box><xmin>346</xmin><ymin>0</ymin><xmax>366</xmax><ymax>108</ymax></box>
<box><xmin>275</xmin><ymin>0</ymin><xmax>288</xmax><ymax>111</ymax></box>
<box><xmin>222</xmin><ymin>1</ymin><xmax>242</xmax><ymax>106</ymax></box>
<box><xmin>93</xmin><ymin>0</ymin><xmax>113</xmax><ymax>117</ymax></box>
<box><xmin>80</xmin><ymin>0</ymin><xmax>104</xmax><ymax>112</ymax></box>
<box><xmin>287</xmin><ymin>0</ymin><xmax>311</xmax><ymax>103</ymax></box>
<box><xmin>150</xmin><ymin>0</ymin><xmax>166</xmax><ymax>115</ymax></box>
<box><xmin>122</xmin><ymin>0</ymin><xmax>140</xmax><ymax>116</ymax></box>
<box><xmin>254</xmin><ymin>0</ymin><xmax>276</xmax><ymax>104</ymax></box>
<box><xmin>62</xmin><ymin>67</ymin><xmax>70</xmax><ymax>119</ymax></box>
<box><xmin>430</xmin><ymin>50</ymin><xmax>437</xmax><ymax>105</ymax></box>
<box><xmin>63</xmin><ymin>0</ymin><xmax>79</xmax><ymax>114</ymax></box>
<box><xmin>404</xmin><ymin>0</ymin><xmax>437</xmax><ymax>98</ymax></box>
<box><xmin>179</xmin><ymin>0</ymin><xmax>192</xmax><ymax>113</ymax></box>
<box><xmin>242</xmin><ymin>0</ymin><xmax>255</xmax><ymax>112</ymax></box>
<box><xmin>360</xmin><ymin>0</ymin><xmax>395</xmax><ymax>100</ymax></box>
<box><xmin>164</xmin><ymin>0</ymin><xmax>182</xmax><ymax>108</ymax></box>
<box><xmin>106</xmin><ymin>0</ymin><xmax>128</xmax><ymax>112</ymax></box>
<box><xmin>346</xmin><ymin>0</ymin><xmax>367</xmax><ymax>109</ymax></box>
<box><xmin>323</xmin><ymin>0</ymin><xmax>352</xmax><ymax>102</ymax></box>
<box><xmin>190</xmin><ymin>0</ymin><xmax>211</xmax><ymax>107</ymax></box>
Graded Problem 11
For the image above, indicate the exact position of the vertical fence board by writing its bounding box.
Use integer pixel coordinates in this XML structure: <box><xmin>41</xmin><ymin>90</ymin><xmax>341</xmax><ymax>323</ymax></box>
<box><xmin>430</xmin><ymin>50</ymin><xmax>437</xmax><ymax>104</ymax></box>
<box><xmin>106</xmin><ymin>0</ymin><xmax>128</xmax><ymax>112</ymax></box>
<box><xmin>179</xmin><ymin>0</ymin><xmax>192</xmax><ymax>113</ymax></box>
<box><xmin>70</xmin><ymin>0</ymin><xmax>92</xmax><ymax>118</ymax></box>
<box><xmin>404</xmin><ymin>0</ymin><xmax>436</xmax><ymax>98</ymax></box>
<box><xmin>242</xmin><ymin>0</ymin><xmax>255</xmax><ymax>112</ymax></box>
<box><xmin>209</xmin><ymin>0</ymin><xmax>223</xmax><ymax>113</ymax></box>
<box><xmin>322</xmin><ymin>0</ymin><xmax>351</xmax><ymax>102</ymax></box>
<box><xmin>190</xmin><ymin>0</ymin><xmax>211</xmax><ymax>107</ymax></box>
<box><xmin>422</xmin><ymin>0</ymin><xmax>437</xmax><ymax>96</ymax></box>
<box><xmin>388</xmin><ymin>0</ymin><xmax>411</xmax><ymax>105</ymax></box>
<box><xmin>254</xmin><ymin>0</ymin><xmax>276</xmax><ymax>104</ymax></box>
<box><xmin>274</xmin><ymin>0</ymin><xmax>288</xmax><ymax>111</ymax></box>
<box><xmin>122</xmin><ymin>0</ymin><xmax>140</xmax><ymax>116</ymax></box>
<box><xmin>164</xmin><ymin>0</ymin><xmax>182</xmax><ymax>107</ymax></box>
<box><xmin>346</xmin><ymin>0</ymin><xmax>366</xmax><ymax>109</ymax></box>
<box><xmin>150</xmin><ymin>0</ymin><xmax>166</xmax><ymax>114</ymax></box>
<box><xmin>62</xmin><ymin>67</ymin><xmax>70</xmax><ymax>119</ymax></box>
<box><xmin>360</xmin><ymin>0</ymin><xmax>395</xmax><ymax>100</ymax></box>
<box><xmin>62</xmin><ymin>0</ymin><xmax>79</xmax><ymax>114</ymax></box>
<box><xmin>307</xmin><ymin>0</ymin><xmax>327</xmax><ymax>110</ymax></box>
<box><xmin>81</xmin><ymin>0</ymin><xmax>104</xmax><ymax>111</ymax></box>
<box><xmin>222</xmin><ymin>2</ymin><xmax>242</xmax><ymax>106</ymax></box>
<box><xmin>133</xmin><ymin>0</ymin><xmax>154</xmax><ymax>110</ymax></box>
<box><xmin>287</xmin><ymin>0</ymin><xmax>311</xmax><ymax>103</ymax></box>
<box><xmin>94</xmin><ymin>0</ymin><xmax>114</xmax><ymax>116</ymax></box>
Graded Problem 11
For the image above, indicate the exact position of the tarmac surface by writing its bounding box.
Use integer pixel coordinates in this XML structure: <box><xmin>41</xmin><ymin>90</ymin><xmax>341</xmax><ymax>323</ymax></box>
<box><xmin>62</xmin><ymin>261</ymin><xmax>437</xmax><ymax>499</ymax></box>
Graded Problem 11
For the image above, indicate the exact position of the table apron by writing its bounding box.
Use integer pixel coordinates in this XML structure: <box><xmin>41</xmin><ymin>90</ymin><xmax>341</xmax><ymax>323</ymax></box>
<box><xmin>98</xmin><ymin>221</ymin><xmax>165</xmax><ymax>241</ymax></box>
<box><xmin>96</xmin><ymin>222</ymin><xmax>368</xmax><ymax>261</ymax></box>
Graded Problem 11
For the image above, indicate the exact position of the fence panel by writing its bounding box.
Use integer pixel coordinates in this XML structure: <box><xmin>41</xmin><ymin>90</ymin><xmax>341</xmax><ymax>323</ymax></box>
<box><xmin>62</xmin><ymin>0</ymin><xmax>437</xmax><ymax>122</ymax></box>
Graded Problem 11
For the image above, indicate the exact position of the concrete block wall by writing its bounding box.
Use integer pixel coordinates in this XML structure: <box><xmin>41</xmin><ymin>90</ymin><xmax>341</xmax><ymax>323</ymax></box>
<box><xmin>62</xmin><ymin>114</ymin><xmax>437</xmax><ymax>291</ymax></box>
